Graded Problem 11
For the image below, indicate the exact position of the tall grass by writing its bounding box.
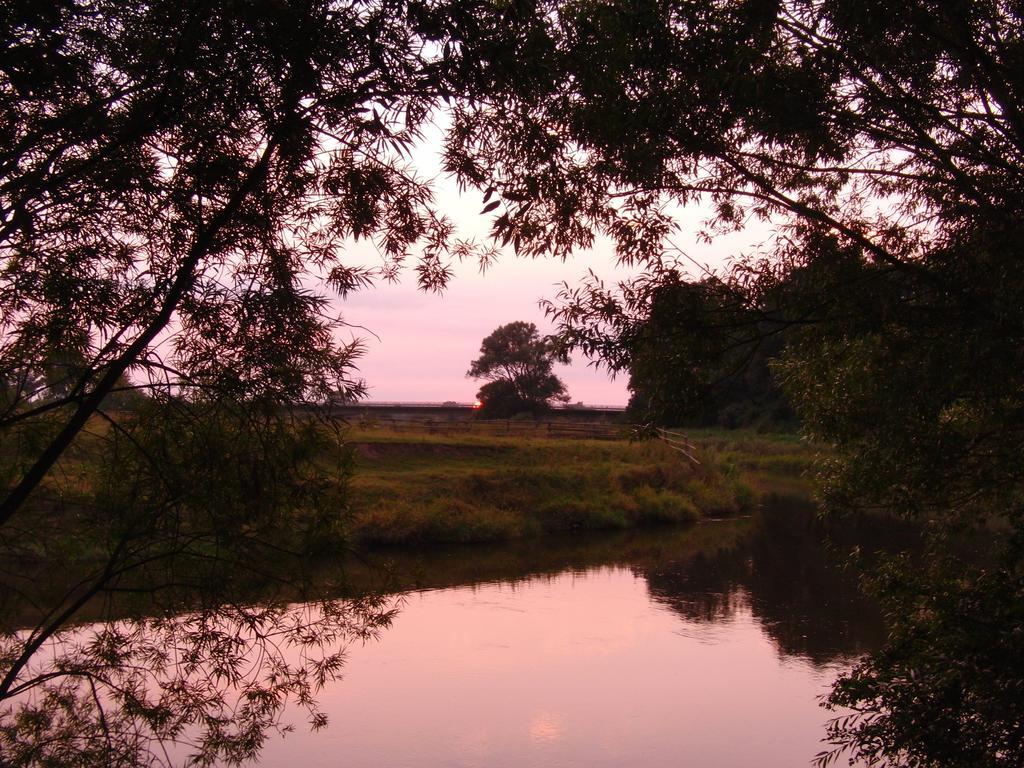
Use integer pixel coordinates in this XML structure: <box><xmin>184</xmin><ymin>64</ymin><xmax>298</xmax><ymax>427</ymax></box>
<box><xmin>344</xmin><ymin>426</ymin><xmax>816</xmax><ymax>547</ymax></box>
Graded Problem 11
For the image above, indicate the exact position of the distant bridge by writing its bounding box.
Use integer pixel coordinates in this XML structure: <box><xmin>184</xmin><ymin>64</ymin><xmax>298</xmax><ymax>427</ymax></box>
<box><xmin>331</xmin><ymin>400</ymin><xmax>628</xmax><ymax>423</ymax></box>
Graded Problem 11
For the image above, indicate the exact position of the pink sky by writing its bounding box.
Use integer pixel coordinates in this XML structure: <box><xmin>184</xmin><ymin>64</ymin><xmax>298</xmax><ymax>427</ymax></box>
<box><xmin>337</xmin><ymin>246</ymin><xmax>637</xmax><ymax>405</ymax></box>
<box><xmin>331</xmin><ymin>130</ymin><xmax>766</xmax><ymax>406</ymax></box>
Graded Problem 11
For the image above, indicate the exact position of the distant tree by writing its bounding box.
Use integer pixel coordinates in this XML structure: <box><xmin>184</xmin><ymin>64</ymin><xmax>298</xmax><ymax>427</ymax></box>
<box><xmin>467</xmin><ymin>322</ymin><xmax>569</xmax><ymax>417</ymax></box>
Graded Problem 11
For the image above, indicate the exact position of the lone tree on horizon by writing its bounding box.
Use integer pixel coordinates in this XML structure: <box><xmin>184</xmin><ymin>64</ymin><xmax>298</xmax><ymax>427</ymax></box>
<box><xmin>467</xmin><ymin>322</ymin><xmax>569</xmax><ymax>418</ymax></box>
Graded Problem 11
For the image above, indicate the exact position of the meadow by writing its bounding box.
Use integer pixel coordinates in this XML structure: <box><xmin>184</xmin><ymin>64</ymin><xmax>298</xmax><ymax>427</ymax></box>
<box><xmin>343</xmin><ymin>422</ymin><xmax>819</xmax><ymax>547</ymax></box>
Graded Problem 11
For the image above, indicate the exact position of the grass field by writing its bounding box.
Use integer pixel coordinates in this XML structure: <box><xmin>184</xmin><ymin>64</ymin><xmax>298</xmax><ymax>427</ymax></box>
<box><xmin>5</xmin><ymin>413</ymin><xmax>820</xmax><ymax>555</ymax></box>
<box><xmin>343</xmin><ymin>423</ymin><xmax>820</xmax><ymax>546</ymax></box>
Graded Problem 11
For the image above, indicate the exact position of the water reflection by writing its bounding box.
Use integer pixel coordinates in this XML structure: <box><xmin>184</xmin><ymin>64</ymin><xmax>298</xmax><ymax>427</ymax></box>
<box><xmin>2</xmin><ymin>507</ymin><xmax>895</xmax><ymax>767</ymax></box>
<box><xmin>642</xmin><ymin>508</ymin><xmax>890</xmax><ymax>664</ymax></box>
<box><xmin>251</xmin><ymin>507</ymin><xmax>892</xmax><ymax>768</ymax></box>
<box><xmin>0</xmin><ymin>544</ymin><xmax>399</xmax><ymax>768</ymax></box>
<box><xmin>257</xmin><ymin>573</ymin><xmax>862</xmax><ymax>767</ymax></box>
<box><xmin>1</xmin><ymin>596</ymin><xmax>398</xmax><ymax>767</ymax></box>
<box><xmin>353</xmin><ymin>505</ymin><xmax>890</xmax><ymax>667</ymax></box>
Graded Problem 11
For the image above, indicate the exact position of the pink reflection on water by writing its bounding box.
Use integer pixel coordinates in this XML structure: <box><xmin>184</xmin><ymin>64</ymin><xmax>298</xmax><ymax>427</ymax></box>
<box><xmin>257</xmin><ymin>566</ymin><xmax>853</xmax><ymax>768</ymax></box>
<box><xmin>529</xmin><ymin>710</ymin><xmax>564</xmax><ymax>743</ymax></box>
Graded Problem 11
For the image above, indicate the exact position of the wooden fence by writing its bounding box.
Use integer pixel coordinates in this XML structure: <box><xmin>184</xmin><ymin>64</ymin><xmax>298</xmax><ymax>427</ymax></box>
<box><xmin>656</xmin><ymin>428</ymin><xmax>700</xmax><ymax>464</ymax></box>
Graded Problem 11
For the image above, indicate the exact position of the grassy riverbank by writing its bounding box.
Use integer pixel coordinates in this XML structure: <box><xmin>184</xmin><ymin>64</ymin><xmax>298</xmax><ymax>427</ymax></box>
<box><xmin>5</xmin><ymin>415</ymin><xmax>820</xmax><ymax>556</ymax></box>
<box><xmin>344</xmin><ymin>425</ymin><xmax>819</xmax><ymax>546</ymax></box>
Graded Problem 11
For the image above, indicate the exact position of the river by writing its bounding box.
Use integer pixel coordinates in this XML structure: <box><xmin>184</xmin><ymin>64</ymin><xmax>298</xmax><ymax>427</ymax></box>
<box><xmin>2</xmin><ymin>507</ymin><xmax>895</xmax><ymax>767</ymax></box>
<box><xmin>252</xmin><ymin>508</ymin><xmax>888</xmax><ymax>767</ymax></box>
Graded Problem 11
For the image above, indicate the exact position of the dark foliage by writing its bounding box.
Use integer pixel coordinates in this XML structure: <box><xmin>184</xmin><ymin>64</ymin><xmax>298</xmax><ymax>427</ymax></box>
<box><xmin>622</xmin><ymin>274</ymin><xmax>796</xmax><ymax>430</ymax></box>
<box><xmin>4</xmin><ymin>0</ymin><xmax>1024</xmax><ymax>764</ymax></box>
<box><xmin>0</xmin><ymin>0</ymin><xmax>503</xmax><ymax>761</ymax></box>
<box><xmin>436</xmin><ymin>2</ymin><xmax>1024</xmax><ymax>765</ymax></box>
<box><xmin>821</xmin><ymin>529</ymin><xmax>1024</xmax><ymax>768</ymax></box>
<box><xmin>0</xmin><ymin>0</ymin><xmax>465</xmax><ymax>524</ymax></box>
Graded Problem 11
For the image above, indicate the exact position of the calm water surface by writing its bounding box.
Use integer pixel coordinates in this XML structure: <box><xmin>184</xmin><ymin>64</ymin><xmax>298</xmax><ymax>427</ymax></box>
<box><xmin>256</xmin><ymin>512</ymin><xmax>886</xmax><ymax>768</ymax></box>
